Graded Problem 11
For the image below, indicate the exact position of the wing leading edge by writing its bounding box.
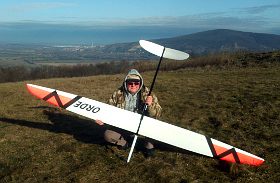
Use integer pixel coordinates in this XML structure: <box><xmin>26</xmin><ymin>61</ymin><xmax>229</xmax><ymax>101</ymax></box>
<box><xmin>26</xmin><ymin>83</ymin><xmax>264</xmax><ymax>166</ymax></box>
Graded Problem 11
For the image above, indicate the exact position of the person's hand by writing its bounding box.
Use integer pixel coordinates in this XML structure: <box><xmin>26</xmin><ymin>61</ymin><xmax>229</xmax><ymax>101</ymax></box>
<box><xmin>145</xmin><ymin>96</ymin><xmax>153</xmax><ymax>106</ymax></box>
<box><xmin>95</xmin><ymin>120</ymin><xmax>104</xmax><ymax>125</ymax></box>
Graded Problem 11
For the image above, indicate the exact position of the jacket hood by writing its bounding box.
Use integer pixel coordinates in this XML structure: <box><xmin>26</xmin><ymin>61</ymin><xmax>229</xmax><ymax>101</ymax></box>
<box><xmin>124</xmin><ymin>69</ymin><xmax>144</xmax><ymax>94</ymax></box>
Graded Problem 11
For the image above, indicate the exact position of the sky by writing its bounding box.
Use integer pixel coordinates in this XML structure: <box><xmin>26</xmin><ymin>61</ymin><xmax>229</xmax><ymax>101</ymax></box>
<box><xmin>0</xmin><ymin>0</ymin><xmax>279</xmax><ymax>44</ymax></box>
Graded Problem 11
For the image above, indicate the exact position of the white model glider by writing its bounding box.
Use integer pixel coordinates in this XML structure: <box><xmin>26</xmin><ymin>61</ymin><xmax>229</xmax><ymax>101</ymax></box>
<box><xmin>26</xmin><ymin>83</ymin><xmax>264</xmax><ymax>166</ymax></box>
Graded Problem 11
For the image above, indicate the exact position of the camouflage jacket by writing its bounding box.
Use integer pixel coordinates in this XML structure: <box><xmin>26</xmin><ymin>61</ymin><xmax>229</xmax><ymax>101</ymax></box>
<box><xmin>108</xmin><ymin>85</ymin><xmax>162</xmax><ymax>119</ymax></box>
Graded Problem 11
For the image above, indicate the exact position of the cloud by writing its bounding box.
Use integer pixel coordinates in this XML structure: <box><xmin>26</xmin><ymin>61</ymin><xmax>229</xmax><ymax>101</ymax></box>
<box><xmin>4</xmin><ymin>13</ymin><xmax>278</xmax><ymax>34</ymax></box>
<box><xmin>241</xmin><ymin>4</ymin><xmax>280</xmax><ymax>14</ymax></box>
<box><xmin>10</xmin><ymin>2</ymin><xmax>76</xmax><ymax>12</ymax></box>
<box><xmin>1</xmin><ymin>6</ymin><xmax>279</xmax><ymax>36</ymax></box>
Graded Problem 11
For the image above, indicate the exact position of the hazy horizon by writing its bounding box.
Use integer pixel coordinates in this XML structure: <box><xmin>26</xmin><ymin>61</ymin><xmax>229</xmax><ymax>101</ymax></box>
<box><xmin>0</xmin><ymin>0</ymin><xmax>279</xmax><ymax>45</ymax></box>
<box><xmin>0</xmin><ymin>23</ymin><xmax>203</xmax><ymax>45</ymax></box>
<box><xmin>1</xmin><ymin>24</ymin><xmax>280</xmax><ymax>46</ymax></box>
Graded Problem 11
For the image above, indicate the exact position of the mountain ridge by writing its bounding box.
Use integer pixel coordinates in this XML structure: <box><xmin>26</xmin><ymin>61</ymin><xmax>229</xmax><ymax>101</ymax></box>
<box><xmin>153</xmin><ymin>29</ymin><xmax>280</xmax><ymax>55</ymax></box>
<box><xmin>100</xmin><ymin>29</ymin><xmax>280</xmax><ymax>59</ymax></box>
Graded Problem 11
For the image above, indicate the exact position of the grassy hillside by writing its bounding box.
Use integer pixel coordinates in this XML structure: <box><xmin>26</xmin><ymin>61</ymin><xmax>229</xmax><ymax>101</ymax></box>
<box><xmin>0</xmin><ymin>66</ymin><xmax>279</xmax><ymax>182</ymax></box>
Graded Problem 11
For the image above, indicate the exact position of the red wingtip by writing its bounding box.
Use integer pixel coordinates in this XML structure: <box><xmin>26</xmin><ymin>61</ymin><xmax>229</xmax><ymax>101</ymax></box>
<box><xmin>213</xmin><ymin>144</ymin><xmax>264</xmax><ymax>166</ymax></box>
<box><xmin>26</xmin><ymin>84</ymin><xmax>74</xmax><ymax>108</ymax></box>
<box><xmin>26</xmin><ymin>84</ymin><xmax>49</xmax><ymax>100</ymax></box>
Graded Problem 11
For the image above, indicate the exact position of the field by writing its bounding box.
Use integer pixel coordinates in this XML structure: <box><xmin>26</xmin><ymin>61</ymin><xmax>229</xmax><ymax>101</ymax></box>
<box><xmin>0</xmin><ymin>66</ymin><xmax>279</xmax><ymax>182</ymax></box>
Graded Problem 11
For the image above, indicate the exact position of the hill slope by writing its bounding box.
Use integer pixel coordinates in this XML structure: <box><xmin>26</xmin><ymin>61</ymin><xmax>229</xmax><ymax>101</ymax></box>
<box><xmin>0</xmin><ymin>66</ymin><xmax>279</xmax><ymax>182</ymax></box>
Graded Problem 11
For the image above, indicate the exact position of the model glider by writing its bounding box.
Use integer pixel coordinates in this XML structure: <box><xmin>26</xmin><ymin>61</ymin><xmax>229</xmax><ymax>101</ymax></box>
<box><xmin>26</xmin><ymin>83</ymin><xmax>264</xmax><ymax>166</ymax></box>
<box><xmin>26</xmin><ymin>40</ymin><xmax>264</xmax><ymax>166</ymax></box>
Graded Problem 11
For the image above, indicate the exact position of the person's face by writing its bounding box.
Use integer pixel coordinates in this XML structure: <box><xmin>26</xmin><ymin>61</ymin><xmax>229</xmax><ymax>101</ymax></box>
<box><xmin>126</xmin><ymin>79</ymin><xmax>140</xmax><ymax>94</ymax></box>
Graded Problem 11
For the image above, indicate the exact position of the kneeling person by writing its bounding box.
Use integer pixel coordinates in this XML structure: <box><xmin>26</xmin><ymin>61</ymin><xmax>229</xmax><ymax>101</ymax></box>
<box><xmin>96</xmin><ymin>69</ymin><xmax>162</xmax><ymax>157</ymax></box>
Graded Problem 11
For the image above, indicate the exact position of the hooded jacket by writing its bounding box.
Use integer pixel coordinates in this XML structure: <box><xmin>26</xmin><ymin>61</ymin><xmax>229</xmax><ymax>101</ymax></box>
<box><xmin>108</xmin><ymin>69</ymin><xmax>161</xmax><ymax>119</ymax></box>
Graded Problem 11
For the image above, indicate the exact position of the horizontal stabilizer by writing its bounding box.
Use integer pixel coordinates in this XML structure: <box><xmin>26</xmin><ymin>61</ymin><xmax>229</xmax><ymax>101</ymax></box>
<box><xmin>139</xmin><ymin>40</ymin><xmax>189</xmax><ymax>60</ymax></box>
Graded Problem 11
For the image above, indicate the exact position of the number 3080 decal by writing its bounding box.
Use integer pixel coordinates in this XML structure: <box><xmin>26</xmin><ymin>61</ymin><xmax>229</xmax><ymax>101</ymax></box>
<box><xmin>73</xmin><ymin>101</ymin><xmax>100</xmax><ymax>113</ymax></box>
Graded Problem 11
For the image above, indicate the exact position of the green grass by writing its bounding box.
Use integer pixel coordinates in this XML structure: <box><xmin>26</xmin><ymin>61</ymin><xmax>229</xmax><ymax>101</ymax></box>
<box><xmin>0</xmin><ymin>65</ymin><xmax>280</xmax><ymax>182</ymax></box>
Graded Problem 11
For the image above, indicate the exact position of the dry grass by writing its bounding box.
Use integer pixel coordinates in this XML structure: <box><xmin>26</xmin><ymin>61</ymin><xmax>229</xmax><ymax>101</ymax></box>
<box><xmin>0</xmin><ymin>65</ymin><xmax>279</xmax><ymax>182</ymax></box>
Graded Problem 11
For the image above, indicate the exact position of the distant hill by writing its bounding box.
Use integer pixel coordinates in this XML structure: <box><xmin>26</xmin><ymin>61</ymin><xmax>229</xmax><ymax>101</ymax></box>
<box><xmin>98</xmin><ymin>29</ymin><xmax>280</xmax><ymax>58</ymax></box>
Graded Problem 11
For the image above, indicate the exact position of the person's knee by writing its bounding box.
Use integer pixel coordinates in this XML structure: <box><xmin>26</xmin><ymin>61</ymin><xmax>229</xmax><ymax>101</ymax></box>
<box><xmin>145</xmin><ymin>141</ymin><xmax>154</xmax><ymax>149</ymax></box>
<box><xmin>104</xmin><ymin>129</ymin><xmax>118</xmax><ymax>143</ymax></box>
<box><xmin>104</xmin><ymin>129</ymin><xmax>128</xmax><ymax>147</ymax></box>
